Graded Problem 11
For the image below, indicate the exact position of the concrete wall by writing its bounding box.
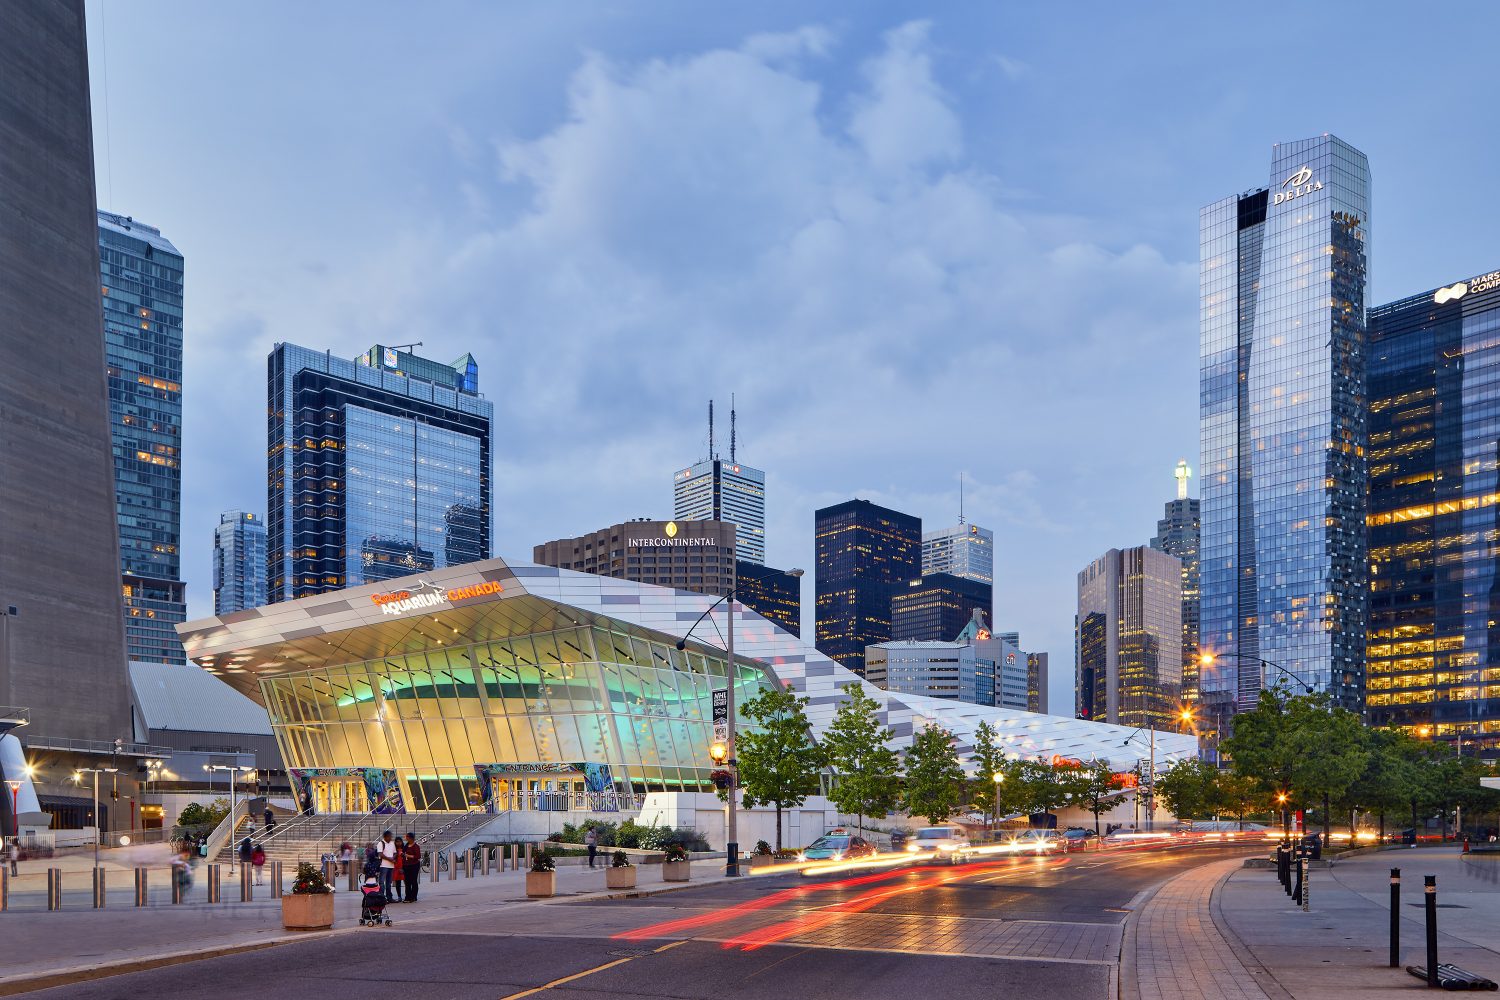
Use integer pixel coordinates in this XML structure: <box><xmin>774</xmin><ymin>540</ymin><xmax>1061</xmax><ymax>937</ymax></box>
<box><xmin>0</xmin><ymin>0</ymin><xmax>135</xmax><ymax>742</ymax></box>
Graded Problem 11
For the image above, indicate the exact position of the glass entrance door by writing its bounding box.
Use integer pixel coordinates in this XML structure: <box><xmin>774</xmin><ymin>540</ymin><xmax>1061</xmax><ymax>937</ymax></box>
<box><xmin>312</xmin><ymin>778</ymin><xmax>369</xmax><ymax>814</ymax></box>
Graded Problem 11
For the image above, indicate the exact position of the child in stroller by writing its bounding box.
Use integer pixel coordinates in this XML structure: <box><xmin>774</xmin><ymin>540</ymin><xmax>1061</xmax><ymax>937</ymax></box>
<box><xmin>359</xmin><ymin>876</ymin><xmax>393</xmax><ymax>926</ymax></box>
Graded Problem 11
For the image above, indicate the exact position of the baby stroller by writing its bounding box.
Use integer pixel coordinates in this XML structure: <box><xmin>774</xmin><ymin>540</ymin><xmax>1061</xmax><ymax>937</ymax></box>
<box><xmin>359</xmin><ymin>877</ymin><xmax>393</xmax><ymax>927</ymax></box>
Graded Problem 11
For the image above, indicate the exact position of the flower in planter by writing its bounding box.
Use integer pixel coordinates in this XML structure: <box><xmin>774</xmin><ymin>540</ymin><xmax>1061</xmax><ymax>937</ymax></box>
<box><xmin>663</xmin><ymin>843</ymin><xmax>690</xmax><ymax>863</ymax></box>
<box><xmin>530</xmin><ymin>848</ymin><xmax>556</xmax><ymax>873</ymax></box>
<box><xmin>611</xmin><ymin>849</ymin><xmax>632</xmax><ymax>868</ymax></box>
<box><xmin>753</xmin><ymin>840</ymin><xmax>773</xmax><ymax>856</ymax></box>
<box><xmin>709</xmin><ymin>768</ymin><xmax>734</xmax><ymax>790</ymax></box>
<box><xmin>291</xmin><ymin>861</ymin><xmax>332</xmax><ymax>894</ymax></box>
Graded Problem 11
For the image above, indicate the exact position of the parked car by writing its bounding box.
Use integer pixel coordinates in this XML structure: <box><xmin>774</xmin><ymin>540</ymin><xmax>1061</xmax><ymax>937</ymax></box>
<box><xmin>1062</xmin><ymin>828</ymin><xmax>1098</xmax><ymax>851</ymax></box>
<box><xmin>1008</xmin><ymin>829</ymin><xmax>1066</xmax><ymax>854</ymax></box>
<box><xmin>906</xmin><ymin>826</ymin><xmax>972</xmax><ymax>863</ymax></box>
<box><xmin>800</xmin><ymin>831</ymin><xmax>877</xmax><ymax>862</ymax></box>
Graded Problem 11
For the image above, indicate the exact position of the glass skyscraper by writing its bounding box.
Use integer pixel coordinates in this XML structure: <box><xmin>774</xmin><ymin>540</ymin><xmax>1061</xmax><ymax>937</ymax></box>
<box><xmin>673</xmin><ymin>459</ymin><xmax>766</xmax><ymax>566</ymax></box>
<box><xmin>1367</xmin><ymin>268</ymin><xmax>1500</xmax><ymax>755</ymax></box>
<box><xmin>1074</xmin><ymin>546</ymin><xmax>1183</xmax><ymax>729</ymax></box>
<box><xmin>921</xmin><ymin>523</ymin><xmax>994</xmax><ymax>586</ymax></box>
<box><xmin>890</xmin><ymin>572</ymin><xmax>992</xmax><ymax>642</ymax></box>
<box><xmin>213</xmin><ymin>510</ymin><xmax>267</xmax><ymax>614</ymax></box>
<box><xmin>1151</xmin><ymin>462</ymin><xmax>1201</xmax><ymax>705</ymax></box>
<box><xmin>268</xmin><ymin>343</ymin><xmax>492</xmax><ymax>603</ymax></box>
<box><xmin>99</xmin><ymin>211</ymin><xmax>186</xmax><ymax>665</ymax></box>
<box><xmin>814</xmin><ymin>499</ymin><xmax>921</xmax><ymax>675</ymax></box>
<box><xmin>1199</xmin><ymin>135</ymin><xmax>1370</xmax><ymax>716</ymax></box>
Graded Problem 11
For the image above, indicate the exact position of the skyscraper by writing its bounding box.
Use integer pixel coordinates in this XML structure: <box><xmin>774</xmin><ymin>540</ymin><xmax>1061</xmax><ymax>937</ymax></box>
<box><xmin>1367</xmin><ymin>267</ymin><xmax>1500</xmax><ymax>755</ymax></box>
<box><xmin>1199</xmin><ymin>135</ymin><xmax>1370</xmax><ymax>716</ymax></box>
<box><xmin>1075</xmin><ymin>546</ymin><xmax>1183</xmax><ymax>729</ymax></box>
<box><xmin>213</xmin><ymin>511</ymin><xmax>267</xmax><ymax>614</ymax></box>
<box><xmin>814</xmin><ymin>499</ymin><xmax>921</xmax><ymax>675</ymax></box>
<box><xmin>921</xmin><ymin>523</ymin><xmax>994</xmax><ymax>585</ymax></box>
<box><xmin>0</xmin><ymin>0</ymin><xmax>136</xmax><ymax>740</ymax></box>
<box><xmin>1026</xmin><ymin>652</ymin><xmax>1049</xmax><ymax>714</ymax></box>
<box><xmin>99</xmin><ymin>211</ymin><xmax>186</xmax><ymax>664</ymax></box>
<box><xmin>268</xmin><ymin>343</ymin><xmax>492</xmax><ymax>603</ymax></box>
<box><xmin>890</xmin><ymin>572</ymin><xmax>992</xmax><ymax>641</ymax></box>
<box><xmin>1151</xmin><ymin>461</ymin><xmax>1200</xmax><ymax>705</ymax></box>
<box><xmin>672</xmin><ymin>400</ymin><xmax>767</xmax><ymax>566</ymax></box>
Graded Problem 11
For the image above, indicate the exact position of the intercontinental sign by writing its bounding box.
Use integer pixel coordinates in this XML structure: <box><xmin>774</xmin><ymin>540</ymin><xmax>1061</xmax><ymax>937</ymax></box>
<box><xmin>625</xmin><ymin>521</ymin><xmax>719</xmax><ymax>549</ymax></box>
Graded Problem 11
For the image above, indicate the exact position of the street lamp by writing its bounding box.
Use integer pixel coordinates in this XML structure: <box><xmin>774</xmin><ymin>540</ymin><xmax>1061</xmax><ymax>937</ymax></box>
<box><xmin>1121</xmin><ymin>727</ymin><xmax>1159</xmax><ymax>831</ymax></box>
<box><xmin>676</xmin><ymin>566</ymin><xmax>805</xmax><ymax>877</ymax></box>
<box><xmin>991</xmin><ymin>772</ymin><xmax>1005</xmax><ymax>832</ymax></box>
<box><xmin>1199</xmin><ymin>652</ymin><xmax>1313</xmax><ymax>695</ymax></box>
<box><xmin>1276</xmin><ymin>791</ymin><xmax>1290</xmax><ymax>842</ymax></box>
<box><xmin>72</xmin><ymin>767</ymin><xmax>117</xmax><ymax>867</ymax></box>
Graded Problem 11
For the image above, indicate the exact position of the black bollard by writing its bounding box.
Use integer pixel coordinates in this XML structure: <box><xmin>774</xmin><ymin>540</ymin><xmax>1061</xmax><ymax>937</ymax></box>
<box><xmin>1424</xmin><ymin>875</ymin><xmax>1438</xmax><ymax>988</ymax></box>
<box><xmin>1390</xmin><ymin>868</ymin><xmax>1400</xmax><ymax>968</ymax></box>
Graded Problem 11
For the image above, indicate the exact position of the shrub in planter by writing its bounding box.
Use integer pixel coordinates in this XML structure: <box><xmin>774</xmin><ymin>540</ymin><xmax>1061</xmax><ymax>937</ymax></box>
<box><xmin>282</xmin><ymin>861</ymin><xmax>334</xmax><ymax>930</ymax></box>
<box><xmin>606</xmin><ymin>849</ymin><xmax>636</xmax><ymax>889</ymax></box>
<box><xmin>754</xmin><ymin>840</ymin><xmax>773</xmax><ymax>856</ymax></box>
<box><xmin>661</xmin><ymin>843</ymin><xmax>691</xmax><ymax>882</ymax></box>
<box><xmin>750</xmin><ymin>840</ymin><xmax>775</xmax><ymax>868</ymax></box>
<box><xmin>526</xmin><ymin>848</ymin><xmax>557</xmax><ymax>898</ymax></box>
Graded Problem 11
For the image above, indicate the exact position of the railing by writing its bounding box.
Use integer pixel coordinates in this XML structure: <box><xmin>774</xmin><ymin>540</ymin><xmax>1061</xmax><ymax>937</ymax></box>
<box><xmin>203</xmin><ymin>798</ymin><xmax>251</xmax><ymax>863</ymax></box>
<box><xmin>20</xmin><ymin>734</ymin><xmax>172</xmax><ymax>758</ymax></box>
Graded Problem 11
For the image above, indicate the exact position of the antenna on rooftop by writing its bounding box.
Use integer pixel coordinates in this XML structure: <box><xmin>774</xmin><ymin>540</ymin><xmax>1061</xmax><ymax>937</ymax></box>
<box><xmin>959</xmin><ymin>472</ymin><xmax>966</xmax><ymax>524</ymax></box>
<box><xmin>708</xmin><ymin>399</ymin><xmax>715</xmax><ymax>461</ymax></box>
<box><xmin>731</xmin><ymin>393</ymin><xmax>737</xmax><ymax>463</ymax></box>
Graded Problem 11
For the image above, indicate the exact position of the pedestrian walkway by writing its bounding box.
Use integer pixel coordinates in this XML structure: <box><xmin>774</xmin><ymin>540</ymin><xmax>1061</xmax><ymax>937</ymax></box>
<box><xmin>1125</xmin><ymin>856</ymin><xmax>1274</xmax><ymax>1000</ymax></box>
<box><xmin>0</xmin><ymin>856</ymin><xmax>708</xmax><ymax>993</ymax></box>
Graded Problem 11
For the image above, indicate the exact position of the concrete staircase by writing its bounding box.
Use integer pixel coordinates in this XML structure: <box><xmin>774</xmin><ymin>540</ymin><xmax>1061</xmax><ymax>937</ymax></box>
<box><xmin>219</xmin><ymin>811</ymin><xmax>491</xmax><ymax>865</ymax></box>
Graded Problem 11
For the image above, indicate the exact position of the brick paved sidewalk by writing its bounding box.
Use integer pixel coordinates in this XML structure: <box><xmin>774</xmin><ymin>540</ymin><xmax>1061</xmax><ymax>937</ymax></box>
<box><xmin>1125</xmin><ymin>857</ymin><xmax>1273</xmax><ymax>1000</ymax></box>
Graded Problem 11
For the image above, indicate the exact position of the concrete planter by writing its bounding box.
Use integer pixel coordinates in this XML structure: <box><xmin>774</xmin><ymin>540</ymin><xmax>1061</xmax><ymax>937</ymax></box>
<box><xmin>662</xmin><ymin>860</ymin><xmax>691</xmax><ymax>882</ymax></box>
<box><xmin>281</xmin><ymin>892</ymin><xmax>334</xmax><ymax>931</ymax></box>
<box><xmin>749</xmin><ymin>854</ymin><xmax>774</xmax><ymax>869</ymax></box>
<box><xmin>526</xmin><ymin>871</ymin><xmax>556</xmax><ymax>897</ymax></box>
<box><xmin>606</xmin><ymin>866</ymin><xmax>637</xmax><ymax>890</ymax></box>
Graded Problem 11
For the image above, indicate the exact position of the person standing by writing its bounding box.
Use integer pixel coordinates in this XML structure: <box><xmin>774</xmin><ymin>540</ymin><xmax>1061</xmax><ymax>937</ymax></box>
<box><xmin>265</xmin><ymin>807</ymin><xmax>276</xmax><ymax>832</ymax></box>
<box><xmin>5</xmin><ymin>838</ymin><xmax>18</xmax><ymax>876</ymax></box>
<box><xmin>251</xmin><ymin>843</ymin><xmax>266</xmax><ymax>886</ymax></box>
<box><xmin>402</xmin><ymin>833</ymin><xmax>422</xmax><ymax>903</ymax></box>
<box><xmin>339</xmin><ymin>841</ymin><xmax>353</xmax><ymax>877</ymax></box>
<box><xmin>237</xmin><ymin>836</ymin><xmax>252</xmax><ymax>872</ymax></box>
<box><xmin>585</xmin><ymin>826</ymin><xmax>598</xmax><ymax>869</ymax></box>
<box><xmin>377</xmin><ymin>830</ymin><xmax>397</xmax><ymax>899</ymax></box>
<box><xmin>390</xmin><ymin>845</ymin><xmax>404</xmax><ymax>902</ymax></box>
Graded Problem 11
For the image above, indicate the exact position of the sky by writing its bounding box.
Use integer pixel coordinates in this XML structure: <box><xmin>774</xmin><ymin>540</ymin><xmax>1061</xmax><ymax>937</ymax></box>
<box><xmin>83</xmin><ymin>1</ymin><xmax>1500</xmax><ymax>714</ymax></box>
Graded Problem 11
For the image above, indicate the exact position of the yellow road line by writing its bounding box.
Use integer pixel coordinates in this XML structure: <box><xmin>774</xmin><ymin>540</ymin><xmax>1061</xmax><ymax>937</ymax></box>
<box><xmin>496</xmin><ymin>938</ymin><xmax>689</xmax><ymax>1000</ymax></box>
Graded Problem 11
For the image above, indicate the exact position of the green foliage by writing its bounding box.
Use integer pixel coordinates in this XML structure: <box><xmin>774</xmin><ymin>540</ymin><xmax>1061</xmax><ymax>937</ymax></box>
<box><xmin>611</xmin><ymin>849</ymin><xmax>632</xmax><ymax>868</ymax></box>
<box><xmin>292</xmin><ymin>860</ymin><xmax>332</xmax><ymax>894</ymax></box>
<box><xmin>903</xmin><ymin>724</ymin><xmax>965</xmax><ymax>824</ymax></box>
<box><xmin>1057</xmin><ymin>760</ymin><xmax>1118</xmax><ymax>834</ymax></box>
<box><xmin>968</xmin><ymin>721</ymin><xmax>1006</xmax><ymax>818</ymax></box>
<box><xmin>615</xmin><ymin>819</ymin><xmax>651</xmax><ymax>849</ymax></box>
<box><xmin>1015</xmin><ymin>759</ymin><xmax>1066</xmax><ymax>814</ymax></box>
<box><xmin>734</xmin><ymin>685</ymin><xmax>826</xmax><ymax>850</ymax></box>
<box><xmin>662</xmin><ymin>843</ymin><xmax>690</xmax><ymax>862</ymax></box>
<box><xmin>1155</xmin><ymin>758</ymin><xmax>1221</xmax><ymax>821</ymax></box>
<box><xmin>989</xmin><ymin>758</ymin><xmax>1033</xmax><ymax>819</ymax></box>
<box><xmin>176</xmin><ymin>797</ymin><xmax>230</xmax><ymax>831</ymax></box>
<box><xmin>753</xmin><ymin>840</ymin><xmax>773</xmax><ymax>856</ymax></box>
<box><xmin>822</xmin><ymin>683</ymin><xmax>903</xmax><ymax>832</ymax></box>
<box><xmin>530</xmin><ymin>848</ymin><xmax>556</xmax><ymax>873</ymax></box>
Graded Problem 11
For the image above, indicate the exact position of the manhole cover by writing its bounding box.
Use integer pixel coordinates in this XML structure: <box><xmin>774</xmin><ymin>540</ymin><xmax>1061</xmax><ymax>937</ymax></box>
<box><xmin>609</xmin><ymin>949</ymin><xmax>653</xmax><ymax>958</ymax></box>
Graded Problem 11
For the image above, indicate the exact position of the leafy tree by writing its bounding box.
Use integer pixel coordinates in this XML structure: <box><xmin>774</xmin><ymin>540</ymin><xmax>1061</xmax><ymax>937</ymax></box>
<box><xmin>734</xmin><ymin>685</ymin><xmax>825</xmax><ymax>850</ymax></box>
<box><xmin>1339</xmin><ymin>729</ymin><xmax>1421</xmax><ymax>839</ymax></box>
<box><xmin>990</xmin><ymin>757</ymin><xmax>1033</xmax><ymax>822</ymax></box>
<box><xmin>177</xmin><ymin>797</ymin><xmax>230</xmax><ymax>831</ymax></box>
<box><xmin>904</xmin><ymin>724</ymin><xmax>965</xmax><ymax>824</ymax></box>
<box><xmin>968</xmin><ymin>721</ymin><xmax>1007</xmax><ymax>823</ymax></box>
<box><xmin>821</xmin><ymin>683</ymin><xmax>902</xmax><ymax>835</ymax></box>
<box><xmin>1154</xmin><ymin>758</ymin><xmax>1220</xmax><ymax>821</ymax></box>
<box><xmin>1015</xmin><ymin>759</ymin><xmax>1066</xmax><ymax>816</ymax></box>
<box><xmin>1215</xmin><ymin>772</ymin><xmax>1269</xmax><ymax>830</ymax></box>
<box><xmin>1058</xmin><ymin>759</ymin><xmax>1118</xmax><ymax>835</ymax></box>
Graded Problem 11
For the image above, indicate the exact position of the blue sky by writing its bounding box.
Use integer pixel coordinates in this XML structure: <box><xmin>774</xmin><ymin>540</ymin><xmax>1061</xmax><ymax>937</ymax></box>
<box><xmin>85</xmin><ymin>2</ymin><xmax>1500</xmax><ymax>712</ymax></box>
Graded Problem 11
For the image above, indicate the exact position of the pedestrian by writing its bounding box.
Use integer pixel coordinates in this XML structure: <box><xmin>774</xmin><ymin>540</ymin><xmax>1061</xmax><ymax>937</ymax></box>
<box><xmin>390</xmin><ymin>848</ymin><xmax>404</xmax><ymax>902</ymax></box>
<box><xmin>377</xmin><ymin>830</ymin><xmax>398</xmax><ymax>899</ymax></box>
<box><xmin>363</xmin><ymin>843</ymin><xmax>380</xmax><ymax>878</ymax></box>
<box><xmin>339</xmin><ymin>841</ymin><xmax>353</xmax><ymax>877</ymax></box>
<box><xmin>265</xmin><ymin>806</ymin><xmax>275</xmax><ymax>831</ymax></box>
<box><xmin>5</xmin><ymin>838</ymin><xmax>17</xmax><ymax>876</ymax></box>
<box><xmin>238</xmin><ymin>836</ymin><xmax>252</xmax><ymax>870</ymax></box>
<box><xmin>402</xmin><ymin>832</ymin><xmax>422</xmax><ymax>903</ymax></box>
<box><xmin>251</xmin><ymin>843</ymin><xmax>266</xmax><ymax>886</ymax></box>
<box><xmin>585</xmin><ymin>825</ymin><xmax>598</xmax><ymax>869</ymax></box>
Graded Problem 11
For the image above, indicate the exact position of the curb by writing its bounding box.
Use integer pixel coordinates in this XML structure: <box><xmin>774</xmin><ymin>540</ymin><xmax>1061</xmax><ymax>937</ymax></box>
<box><xmin>1207</xmin><ymin>866</ymin><xmax>1294</xmax><ymax>1000</ymax></box>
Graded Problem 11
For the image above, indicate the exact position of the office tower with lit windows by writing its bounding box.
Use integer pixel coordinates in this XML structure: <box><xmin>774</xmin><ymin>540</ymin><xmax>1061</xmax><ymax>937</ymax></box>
<box><xmin>1366</xmin><ymin>267</ymin><xmax>1500</xmax><ymax>755</ymax></box>
<box><xmin>0</xmin><ymin>0</ymin><xmax>137</xmax><ymax>742</ymax></box>
<box><xmin>213</xmin><ymin>511</ymin><xmax>267</xmax><ymax>614</ymax></box>
<box><xmin>1199</xmin><ymin>134</ymin><xmax>1370</xmax><ymax>717</ymax></box>
<box><xmin>891</xmin><ymin>572</ymin><xmax>992</xmax><ymax>642</ymax></box>
<box><xmin>921</xmin><ymin>523</ymin><xmax>994</xmax><ymax>585</ymax></box>
<box><xmin>1151</xmin><ymin>461</ymin><xmax>1201</xmax><ymax>704</ymax></box>
<box><xmin>1026</xmin><ymin>652</ymin><xmax>1049</xmax><ymax>714</ymax></box>
<box><xmin>1075</xmin><ymin>546</ymin><xmax>1182</xmax><ymax>729</ymax></box>
<box><xmin>99</xmin><ymin>211</ymin><xmax>187</xmax><ymax>664</ymax></box>
<box><xmin>814</xmin><ymin>499</ymin><xmax>921</xmax><ymax>675</ymax></box>
<box><xmin>268</xmin><ymin>343</ymin><xmax>492</xmax><ymax>603</ymax></box>
<box><xmin>673</xmin><ymin>400</ymin><xmax>766</xmax><ymax>566</ymax></box>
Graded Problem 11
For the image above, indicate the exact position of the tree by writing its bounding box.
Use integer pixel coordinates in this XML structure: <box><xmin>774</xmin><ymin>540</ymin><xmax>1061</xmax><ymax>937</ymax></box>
<box><xmin>968</xmin><ymin>721</ymin><xmax>1006</xmax><ymax>824</ymax></box>
<box><xmin>734</xmin><ymin>685</ymin><xmax>825</xmax><ymax>851</ymax></box>
<box><xmin>1015</xmin><ymin>759</ymin><xmax>1066</xmax><ymax>816</ymax></box>
<box><xmin>821</xmin><ymin>683</ymin><xmax>902</xmax><ymax>835</ymax></box>
<box><xmin>904</xmin><ymin>724</ymin><xmax>965</xmax><ymax>824</ymax></box>
<box><xmin>1059</xmin><ymin>759</ymin><xmax>1118</xmax><ymax>835</ymax></box>
<box><xmin>1154</xmin><ymin>758</ymin><xmax>1220</xmax><ymax>822</ymax></box>
<box><xmin>177</xmin><ymin>797</ymin><xmax>230</xmax><ymax>831</ymax></box>
<box><xmin>1214</xmin><ymin>773</ymin><xmax>1268</xmax><ymax>830</ymax></box>
<box><xmin>1339</xmin><ymin>729</ymin><xmax>1420</xmax><ymax>839</ymax></box>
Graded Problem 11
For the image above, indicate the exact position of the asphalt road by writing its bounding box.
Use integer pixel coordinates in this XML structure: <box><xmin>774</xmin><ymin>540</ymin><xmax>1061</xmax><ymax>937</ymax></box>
<box><xmin>20</xmin><ymin>844</ymin><xmax>1255</xmax><ymax>1000</ymax></box>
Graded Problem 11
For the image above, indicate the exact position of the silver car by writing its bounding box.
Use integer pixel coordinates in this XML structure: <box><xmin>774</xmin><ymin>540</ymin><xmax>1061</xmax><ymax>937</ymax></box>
<box><xmin>905</xmin><ymin>825</ymin><xmax>971</xmax><ymax>863</ymax></box>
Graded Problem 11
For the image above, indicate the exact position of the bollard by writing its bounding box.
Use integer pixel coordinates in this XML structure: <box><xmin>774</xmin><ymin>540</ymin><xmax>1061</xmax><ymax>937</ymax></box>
<box><xmin>135</xmin><ymin>867</ymin><xmax>149</xmax><ymax>907</ymax></box>
<box><xmin>511</xmin><ymin>843</ymin><xmax>519</xmax><ymax>871</ymax></box>
<box><xmin>93</xmin><ymin>867</ymin><xmax>106</xmax><ymax>908</ymax></box>
<box><xmin>1</xmin><ymin>869</ymin><xmax>8</xmax><ymax>911</ymax></box>
<box><xmin>348</xmin><ymin>865</ymin><xmax>358</xmax><ymax>892</ymax></box>
<box><xmin>484</xmin><ymin>848</ymin><xmax>493</xmax><ymax>876</ymax></box>
<box><xmin>241</xmin><ymin>863</ymin><xmax>253</xmax><ymax>902</ymax></box>
<box><xmin>1424</xmin><ymin>875</ymin><xmax>1439</xmax><ymax>988</ymax></box>
<box><xmin>207</xmin><ymin>863</ymin><xmax>221</xmax><ymax>903</ymax></box>
<box><xmin>271</xmin><ymin>860</ymin><xmax>284</xmax><ymax>897</ymax></box>
<box><xmin>460</xmin><ymin>851</ymin><xmax>470</xmax><ymax>879</ymax></box>
<box><xmin>524</xmin><ymin>842</ymin><xmax>532</xmax><ymax>870</ymax></box>
<box><xmin>47</xmin><ymin>868</ymin><xmax>61</xmax><ymax>910</ymax></box>
<box><xmin>1390</xmin><ymin>868</ymin><xmax>1401</xmax><ymax>968</ymax></box>
<box><xmin>449</xmin><ymin>852</ymin><xmax>459</xmax><ymax>880</ymax></box>
<box><xmin>430</xmin><ymin>856</ymin><xmax>439</xmax><ymax>883</ymax></box>
<box><xmin>1291</xmin><ymin>853</ymin><xmax>1303</xmax><ymax>904</ymax></box>
<box><xmin>1301</xmin><ymin>857</ymin><xmax>1310</xmax><ymax>912</ymax></box>
<box><xmin>172</xmin><ymin>869</ymin><xmax>184</xmax><ymax>904</ymax></box>
<box><xmin>323</xmin><ymin>859</ymin><xmax>338</xmax><ymax>888</ymax></box>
